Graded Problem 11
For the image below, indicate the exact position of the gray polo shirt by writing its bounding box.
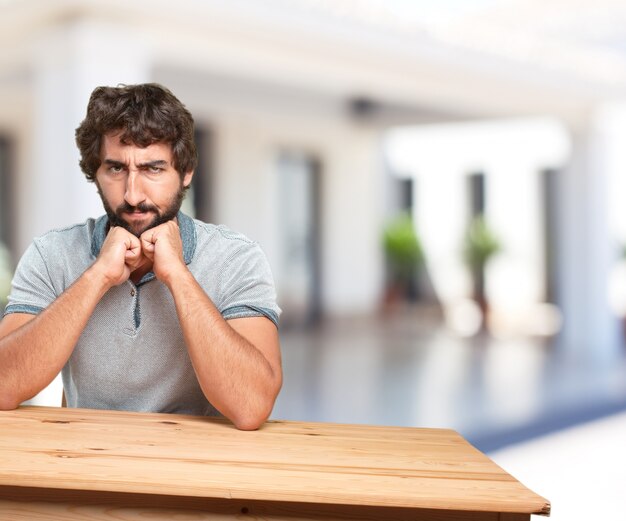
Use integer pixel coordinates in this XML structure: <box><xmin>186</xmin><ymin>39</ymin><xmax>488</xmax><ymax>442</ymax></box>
<box><xmin>4</xmin><ymin>212</ymin><xmax>280</xmax><ymax>416</ymax></box>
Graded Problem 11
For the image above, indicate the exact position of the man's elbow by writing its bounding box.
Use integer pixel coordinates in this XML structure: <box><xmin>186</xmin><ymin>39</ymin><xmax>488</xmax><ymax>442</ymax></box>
<box><xmin>232</xmin><ymin>401</ymin><xmax>274</xmax><ymax>431</ymax></box>
<box><xmin>232</xmin><ymin>385</ymin><xmax>281</xmax><ymax>430</ymax></box>
<box><xmin>233</xmin><ymin>414</ymin><xmax>267</xmax><ymax>431</ymax></box>
<box><xmin>0</xmin><ymin>393</ymin><xmax>21</xmax><ymax>411</ymax></box>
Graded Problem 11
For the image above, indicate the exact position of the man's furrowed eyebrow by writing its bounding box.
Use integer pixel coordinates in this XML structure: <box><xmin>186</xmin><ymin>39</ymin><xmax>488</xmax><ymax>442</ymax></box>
<box><xmin>101</xmin><ymin>159</ymin><xmax>169</xmax><ymax>168</ymax></box>
<box><xmin>103</xmin><ymin>159</ymin><xmax>126</xmax><ymax>167</ymax></box>
<box><xmin>138</xmin><ymin>160</ymin><xmax>169</xmax><ymax>168</ymax></box>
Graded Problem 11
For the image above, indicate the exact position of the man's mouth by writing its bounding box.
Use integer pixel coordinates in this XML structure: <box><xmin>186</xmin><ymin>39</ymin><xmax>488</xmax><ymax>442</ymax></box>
<box><xmin>123</xmin><ymin>211</ymin><xmax>149</xmax><ymax>219</ymax></box>
<box><xmin>122</xmin><ymin>207</ymin><xmax>156</xmax><ymax>219</ymax></box>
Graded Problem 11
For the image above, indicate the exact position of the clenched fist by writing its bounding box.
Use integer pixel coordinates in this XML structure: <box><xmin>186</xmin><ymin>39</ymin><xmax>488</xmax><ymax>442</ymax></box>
<box><xmin>91</xmin><ymin>226</ymin><xmax>145</xmax><ymax>288</ymax></box>
<box><xmin>139</xmin><ymin>221</ymin><xmax>186</xmax><ymax>287</ymax></box>
<box><xmin>90</xmin><ymin>221</ymin><xmax>187</xmax><ymax>290</ymax></box>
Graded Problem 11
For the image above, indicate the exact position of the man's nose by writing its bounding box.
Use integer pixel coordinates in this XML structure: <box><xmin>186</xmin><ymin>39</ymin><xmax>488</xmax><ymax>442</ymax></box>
<box><xmin>124</xmin><ymin>171</ymin><xmax>146</xmax><ymax>207</ymax></box>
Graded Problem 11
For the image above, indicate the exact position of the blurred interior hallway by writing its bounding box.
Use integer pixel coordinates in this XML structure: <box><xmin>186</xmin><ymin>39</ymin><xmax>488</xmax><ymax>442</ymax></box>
<box><xmin>272</xmin><ymin>305</ymin><xmax>626</xmax><ymax>453</ymax></box>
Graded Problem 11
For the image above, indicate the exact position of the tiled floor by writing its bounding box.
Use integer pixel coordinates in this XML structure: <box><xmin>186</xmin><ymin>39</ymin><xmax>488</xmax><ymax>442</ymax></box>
<box><xmin>28</xmin><ymin>303</ymin><xmax>626</xmax><ymax>455</ymax></box>
<box><xmin>271</xmin><ymin>305</ymin><xmax>626</xmax><ymax>452</ymax></box>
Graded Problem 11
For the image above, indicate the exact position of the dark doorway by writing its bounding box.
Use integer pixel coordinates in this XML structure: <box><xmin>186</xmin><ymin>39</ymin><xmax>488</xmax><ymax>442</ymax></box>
<box><xmin>542</xmin><ymin>168</ymin><xmax>559</xmax><ymax>304</ymax></box>
<box><xmin>188</xmin><ymin>126</ymin><xmax>214</xmax><ymax>223</ymax></box>
<box><xmin>277</xmin><ymin>151</ymin><xmax>322</xmax><ymax>328</ymax></box>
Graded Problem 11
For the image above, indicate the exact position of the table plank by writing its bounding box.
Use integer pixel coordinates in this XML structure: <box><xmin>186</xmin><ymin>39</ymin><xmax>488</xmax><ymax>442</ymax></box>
<box><xmin>0</xmin><ymin>488</ymin><xmax>519</xmax><ymax>521</ymax></box>
<box><xmin>0</xmin><ymin>406</ymin><xmax>550</xmax><ymax>517</ymax></box>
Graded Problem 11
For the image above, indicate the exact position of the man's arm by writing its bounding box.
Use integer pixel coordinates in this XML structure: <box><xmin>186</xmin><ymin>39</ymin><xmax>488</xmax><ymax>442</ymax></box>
<box><xmin>0</xmin><ymin>271</ymin><xmax>112</xmax><ymax>409</ymax></box>
<box><xmin>169</xmin><ymin>272</ymin><xmax>281</xmax><ymax>431</ymax></box>
<box><xmin>0</xmin><ymin>227</ymin><xmax>144</xmax><ymax>410</ymax></box>
<box><xmin>141</xmin><ymin>222</ymin><xmax>282</xmax><ymax>430</ymax></box>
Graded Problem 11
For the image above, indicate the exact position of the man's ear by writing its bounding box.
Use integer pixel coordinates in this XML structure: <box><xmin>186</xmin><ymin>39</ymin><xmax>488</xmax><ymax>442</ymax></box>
<box><xmin>183</xmin><ymin>171</ymin><xmax>194</xmax><ymax>187</ymax></box>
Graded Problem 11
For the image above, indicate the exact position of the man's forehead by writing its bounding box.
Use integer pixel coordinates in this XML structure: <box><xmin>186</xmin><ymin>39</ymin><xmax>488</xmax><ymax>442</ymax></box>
<box><xmin>100</xmin><ymin>132</ymin><xmax>173</xmax><ymax>161</ymax></box>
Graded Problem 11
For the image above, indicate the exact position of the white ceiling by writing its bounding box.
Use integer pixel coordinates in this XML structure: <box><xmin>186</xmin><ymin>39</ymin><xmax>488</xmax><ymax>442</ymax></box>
<box><xmin>296</xmin><ymin>0</ymin><xmax>626</xmax><ymax>88</ymax></box>
<box><xmin>1</xmin><ymin>0</ymin><xmax>625</xmax><ymax>123</ymax></box>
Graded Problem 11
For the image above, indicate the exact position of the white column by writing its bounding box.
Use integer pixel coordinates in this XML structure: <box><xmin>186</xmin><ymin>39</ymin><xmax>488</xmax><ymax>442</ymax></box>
<box><xmin>326</xmin><ymin>129</ymin><xmax>386</xmax><ymax>315</ymax></box>
<box><xmin>556</xmin><ymin>114</ymin><xmax>621</xmax><ymax>363</ymax></box>
<box><xmin>25</xmin><ymin>19</ymin><xmax>150</xmax><ymax>244</ymax></box>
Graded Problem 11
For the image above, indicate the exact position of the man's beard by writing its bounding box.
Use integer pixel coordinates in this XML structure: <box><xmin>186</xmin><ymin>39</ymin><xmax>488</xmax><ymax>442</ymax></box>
<box><xmin>97</xmin><ymin>183</ymin><xmax>186</xmax><ymax>237</ymax></box>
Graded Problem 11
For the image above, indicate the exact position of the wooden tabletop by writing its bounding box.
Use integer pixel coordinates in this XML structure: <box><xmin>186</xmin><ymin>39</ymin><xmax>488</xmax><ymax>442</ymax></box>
<box><xmin>0</xmin><ymin>406</ymin><xmax>549</xmax><ymax>517</ymax></box>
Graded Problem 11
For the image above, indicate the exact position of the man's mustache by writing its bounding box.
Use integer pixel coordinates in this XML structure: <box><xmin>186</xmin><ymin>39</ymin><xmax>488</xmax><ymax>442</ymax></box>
<box><xmin>116</xmin><ymin>202</ymin><xmax>158</xmax><ymax>214</ymax></box>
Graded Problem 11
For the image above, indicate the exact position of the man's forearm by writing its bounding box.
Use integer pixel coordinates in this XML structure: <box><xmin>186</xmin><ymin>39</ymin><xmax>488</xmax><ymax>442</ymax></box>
<box><xmin>166</xmin><ymin>268</ymin><xmax>281</xmax><ymax>429</ymax></box>
<box><xmin>0</xmin><ymin>267</ymin><xmax>111</xmax><ymax>409</ymax></box>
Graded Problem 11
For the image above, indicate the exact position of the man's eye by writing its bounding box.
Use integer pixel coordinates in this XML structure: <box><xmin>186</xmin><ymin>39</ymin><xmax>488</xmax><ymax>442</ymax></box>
<box><xmin>109</xmin><ymin>166</ymin><xmax>124</xmax><ymax>174</ymax></box>
<box><xmin>149</xmin><ymin>166</ymin><xmax>162</xmax><ymax>174</ymax></box>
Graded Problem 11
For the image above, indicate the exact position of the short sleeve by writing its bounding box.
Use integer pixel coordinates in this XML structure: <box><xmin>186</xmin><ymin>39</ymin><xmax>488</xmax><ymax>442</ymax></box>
<box><xmin>4</xmin><ymin>241</ymin><xmax>58</xmax><ymax>316</ymax></box>
<box><xmin>218</xmin><ymin>241</ymin><xmax>281</xmax><ymax>327</ymax></box>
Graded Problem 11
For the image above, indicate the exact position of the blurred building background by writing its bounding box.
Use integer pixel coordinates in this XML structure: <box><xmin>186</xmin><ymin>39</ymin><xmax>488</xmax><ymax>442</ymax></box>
<box><xmin>2</xmin><ymin>0</ymin><xmax>626</xmax><ymax>517</ymax></box>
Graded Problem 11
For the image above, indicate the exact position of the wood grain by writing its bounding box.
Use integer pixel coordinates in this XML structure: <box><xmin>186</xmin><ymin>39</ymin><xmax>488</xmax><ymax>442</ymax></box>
<box><xmin>0</xmin><ymin>406</ymin><xmax>549</xmax><ymax>519</ymax></box>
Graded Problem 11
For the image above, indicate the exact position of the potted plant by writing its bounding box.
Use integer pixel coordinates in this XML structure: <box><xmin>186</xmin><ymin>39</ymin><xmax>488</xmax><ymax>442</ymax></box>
<box><xmin>382</xmin><ymin>213</ymin><xmax>424</xmax><ymax>307</ymax></box>
<box><xmin>463</xmin><ymin>215</ymin><xmax>501</xmax><ymax>315</ymax></box>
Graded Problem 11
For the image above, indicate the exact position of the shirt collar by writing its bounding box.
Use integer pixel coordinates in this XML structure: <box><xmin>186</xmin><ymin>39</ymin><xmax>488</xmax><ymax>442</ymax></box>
<box><xmin>91</xmin><ymin>211</ymin><xmax>197</xmax><ymax>266</ymax></box>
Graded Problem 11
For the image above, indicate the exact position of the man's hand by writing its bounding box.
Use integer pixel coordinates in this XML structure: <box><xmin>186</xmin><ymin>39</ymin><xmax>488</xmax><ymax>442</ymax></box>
<box><xmin>92</xmin><ymin>226</ymin><xmax>144</xmax><ymax>287</ymax></box>
<box><xmin>140</xmin><ymin>221</ymin><xmax>186</xmax><ymax>286</ymax></box>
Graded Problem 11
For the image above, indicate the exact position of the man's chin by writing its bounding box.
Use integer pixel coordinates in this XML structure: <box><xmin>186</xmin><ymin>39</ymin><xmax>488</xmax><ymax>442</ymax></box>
<box><xmin>117</xmin><ymin>213</ymin><xmax>180</xmax><ymax>237</ymax></box>
<box><xmin>111</xmin><ymin>216</ymin><xmax>157</xmax><ymax>237</ymax></box>
<box><xmin>127</xmin><ymin>224</ymin><xmax>150</xmax><ymax>237</ymax></box>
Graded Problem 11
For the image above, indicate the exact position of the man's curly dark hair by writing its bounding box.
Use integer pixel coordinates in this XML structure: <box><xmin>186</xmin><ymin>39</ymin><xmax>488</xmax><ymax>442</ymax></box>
<box><xmin>75</xmin><ymin>83</ymin><xmax>197</xmax><ymax>181</ymax></box>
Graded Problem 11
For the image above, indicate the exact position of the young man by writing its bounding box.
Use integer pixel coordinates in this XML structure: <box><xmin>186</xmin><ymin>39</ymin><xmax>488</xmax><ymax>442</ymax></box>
<box><xmin>0</xmin><ymin>84</ymin><xmax>282</xmax><ymax>430</ymax></box>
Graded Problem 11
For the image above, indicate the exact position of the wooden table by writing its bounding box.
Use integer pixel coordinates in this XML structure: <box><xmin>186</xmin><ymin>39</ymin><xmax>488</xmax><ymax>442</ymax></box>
<box><xmin>0</xmin><ymin>406</ymin><xmax>549</xmax><ymax>520</ymax></box>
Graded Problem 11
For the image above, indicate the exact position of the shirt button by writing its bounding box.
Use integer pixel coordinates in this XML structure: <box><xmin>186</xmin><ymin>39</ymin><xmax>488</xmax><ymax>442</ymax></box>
<box><xmin>130</xmin><ymin>289</ymin><xmax>136</xmax><ymax>297</ymax></box>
